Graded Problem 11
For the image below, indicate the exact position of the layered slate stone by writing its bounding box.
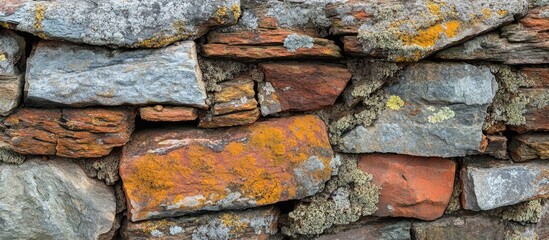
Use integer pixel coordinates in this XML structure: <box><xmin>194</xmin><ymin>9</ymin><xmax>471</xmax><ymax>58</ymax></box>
<box><xmin>358</xmin><ymin>154</ymin><xmax>456</xmax><ymax>220</ymax></box>
<box><xmin>339</xmin><ymin>63</ymin><xmax>498</xmax><ymax>157</ymax></box>
<box><xmin>120</xmin><ymin>115</ymin><xmax>333</xmax><ymax>221</ymax></box>
<box><xmin>0</xmin><ymin>159</ymin><xmax>116</xmax><ymax>239</ymax></box>
<box><xmin>411</xmin><ymin>215</ymin><xmax>508</xmax><ymax>240</ymax></box>
<box><xmin>461</xmin><ymin>158</ymin><xmax>549</xmax><ymax>211</ymax></box>
<box><xmin>437</xmin><ymin>6</ymin><xmax>549</xmax><ymax>64</ymax></box>
<box><xmin>139</xmin><ymin>106</ymin><xmax>198</xmax><ymax>122</ymax></box>
<box><xmin>0</xmin><ymin>0</ymin><xmax>241</xmax><ymax>48</ymax></box>
<box><xmin>122</xmin><ymin>207</ymin><xmax>279</xmax><ymax>239</ymax></box>
<box><xmin>1</xmin><ymin>108</ymin><xmax>135</xmax><ymax>158</ymax></box>
<box><xmin>25</xmin><ymin>41</ymin><xmax>207</xmax><ymax>108</ymax></box>
<box><xmin>258</xmin><ymin>62</ymin><xmax>351</xmax><ymax>116</ymax></box>
<box><xmin>509</xmin><ymin>133</ymin><xmax>549</xmax><ymax>162</ymax></box>
<box><xmin>328</xmin><ymin>0</ymin><xmax>528</xmax><ymax>61</ymax></box>
<box><xmin>509</xmin><ymin>88</ymin><xmax>549</xmax><ymax>133</ymax></box>
<box><xmin>0</xmin><ymin>30</ymin><xmax>25</xmax><ymax>116</ymax></box>
<box><xmin>318</xmin><ymin>219</ymin><xmax>411</xmax><ymax>240</ymax></box>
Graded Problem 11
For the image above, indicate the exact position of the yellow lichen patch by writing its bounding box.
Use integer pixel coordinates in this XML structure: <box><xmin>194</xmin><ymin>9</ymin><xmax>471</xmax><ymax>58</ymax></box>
<box><xmin>400</xmin><ymin>23</ymin><xmax>444</xmax><ymax>48</ymax></box>
<box><xmin>0</xmin><ymin>54</ymin><xmax>6</xmax><ymax>61</ymax></box>
<box><xmin>220</xmin><ymin>213</ymin><xmax>249</xmax><ymax>234</ymax></box>
<box><xmin>214</xmin><ymin>6</ymin><xmax>228</xmax><ymax>24</ymax></box>
<box><xmin>230</xmin><ymin>4</ymin><xmax>241</xmax><ymax>20</ymax></box>
<box><xmin>386</xmin><ymin>95</ymin><xmax>405</xmax><ymax>110</ymax></box>
<box><xmin>0</xmin><ymin>22</ymin><xmax>13</xmax><ymax>29</ymax></box>
<box><xmin>426</xmin><ymin>2</ymin><xmax>442</xmax><ymax>18</ymax></box>
<box><xmin>444</xmin><ymin>20</ymin><xmax>461</xmax><ymax>38</ymax></box>
<box><xmin>498</xmin><ymin>10</ymin><xmax>508</xmax><ymax>16</ymax></box>
<box><xmin>482</xmin><ymin>8</ymin><xmax>492</xmax><ymax>19</ymax></box>
<box><xmin>34</xmin><ymin>4</ymin><xmax>46</xmax><ymax>31</ymax></box>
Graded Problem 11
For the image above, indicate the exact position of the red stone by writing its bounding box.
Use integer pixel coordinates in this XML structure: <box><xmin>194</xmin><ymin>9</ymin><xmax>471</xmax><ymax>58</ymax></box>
<box><xmin>139</xmin><ymin>106</ymin><xmax>198</xmax><ymax>122</ymax></box>
<box><xmin>358</xmin><ymin>154</ymin><xmax>456</xmax><ymax>220</ymax></box>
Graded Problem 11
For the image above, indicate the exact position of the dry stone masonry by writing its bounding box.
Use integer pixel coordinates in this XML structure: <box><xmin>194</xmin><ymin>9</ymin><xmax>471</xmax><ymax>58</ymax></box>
<box><xmin>0</xmin><ymin>0</ymin><xmax>548</xmax><ymax>239</ymax></box>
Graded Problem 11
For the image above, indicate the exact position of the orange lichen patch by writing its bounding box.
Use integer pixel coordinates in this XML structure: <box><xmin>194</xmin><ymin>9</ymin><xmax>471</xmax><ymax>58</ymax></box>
<box><xmin>426</xmin><ymin>2</ymin><xmax>442</xmax><ymax>18</ymax></box>
<box><xmin>482</xmin><ymin>8</ymin><xmax>492</xmax><ymax>19</ymax></box>
<box><xmin>214</xmin><ymin>6</ymin><xmax>228</xmax><ymax>24</ymax></box>
<box><xmin>444</xmin><ymin>20</ymin><xmax>461</xmax><ymax>38</ymax></box>
<box><xmin>120</xmin><ymin>115</ymin><xmax>333</xmax><ymax>221</ymax></box>
<box><xmin>400</xmin><ymin>20</ymin><xmax>461</xmax><ymax>49</ymax></box>
<box><xmin>497</xmin><ymin>10</ymin><xmax>508</xmax><ymax>16</ymax></box>
<box><xmin>34</xmin><ymin>4</ymin><xmax>45</xmax><ymax>31</ymax></box>
<box><xmin>230</xmin><ymin>4</ymin><xmax>241</xmax><ymax>20</ymax></box>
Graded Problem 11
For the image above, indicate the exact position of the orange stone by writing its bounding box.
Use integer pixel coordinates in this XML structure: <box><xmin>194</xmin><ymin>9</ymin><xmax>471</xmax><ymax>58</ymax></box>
<box><xmin>522</xmin><ymin>68</ymin><xmax>549</xmax><ymax>88</ymax></box>
<box><xmin>201</xmin><ymin>42</ymin><xmax>341</xmax><ymax>61</ymax></box>
<box><xmin>2</xmin><ymin>108</ymin><xmax>135</xmax><ymax>158</ymax></box>
<box><xmin>139</xmin><ymin>106</ymin><xmax>198</xmax><ymax>122</ymax></box>
<box><xmin>120</xmin><ymin>115</ymin><xmax>333</xmax><ymax>221</ymax></box>
<box><xmin>358</xmin><ymin>154</ymin><xmax>456</xmax><ymax>221</ymax></box>
<box><xmin>198</xmin><ymin>108</ymin><xmax>260</xmax><ymax>128</ymax></box>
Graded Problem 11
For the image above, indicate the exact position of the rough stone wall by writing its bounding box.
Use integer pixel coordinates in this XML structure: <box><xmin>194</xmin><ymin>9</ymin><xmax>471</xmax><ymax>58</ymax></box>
<box><xmin>0</xmin><ymin>0</ymin><xmax>548</xmax><ymax>239</ymax></box>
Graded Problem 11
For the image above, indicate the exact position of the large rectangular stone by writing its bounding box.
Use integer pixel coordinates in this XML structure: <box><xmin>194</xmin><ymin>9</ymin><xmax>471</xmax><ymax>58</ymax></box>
<box><xmin>120</xmin><ymin>115</ymin><xmax>333</xmax><ymax>221</ymax></box>
<box><xmin>461</xmin><ymin>158</ymin><xmax>549</xmax><ymax>210</ymax></box>
<box><xmin>25</xmin><ymin>41</ymin><xmax>207</xmax><ymax>108</ymax></box>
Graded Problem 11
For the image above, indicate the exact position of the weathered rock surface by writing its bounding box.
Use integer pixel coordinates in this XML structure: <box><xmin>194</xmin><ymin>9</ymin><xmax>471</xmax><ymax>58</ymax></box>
<box><xmin>0</xmin><ymin>0</ymin><xmax>241</xmax><ymax>48</ymax></box>
<box><xmin>25</xmin><ymin>41</ymin><xmax>207</xmax><ymax>108</ymax></box>
<box><xmin>199</xmin><ymin>108</ymin><xmax>260</xmax><ymax>128</ymax></box>
<box><xmin>509</xmin><ymin>133</ymin><xmax>549</xmax><ymax>162</ymax></box>
<box><xmin>523</xmin><ymin>67</ymin><xmax>549</xmax><ymax>88</ymax></box>
<box><xmin>1</xmin><ymin>108</ymin><xmax>135</xmax><ymax>158</ymax></box>
<box><xmin>339</xmin><ymin>63</ymin><xmax>498</xmax><ymax>157</ymax></box>
<box><xmin>139</xmin><ymin>106</ymin><xmax>198</xmax><ymax>122</ymax></box>
<box><xmin>482</xmin><ymin>135</ymin><xmax>509</xmax><ymax>159</ymax></box>
<box><xmin>0</xmin><ymin>30</ymin><xmax>25</xmax><ymax>116</ymax></box>
<box><xmin>358</xmin><ymin>154</ymin><xmax>456</xmax><ymax>220</ymax></box>
<box><xmin>0</xmin><ymin>159</ymin><xmax>116</xmax><ymax>239</ymax></box>
<box><xmin>318</xmin><ymin>219</ymin><xmax>411</xmax><ymax>240</ymax></box>
<box><xmin>120</xmin><ymin>115</ymin><xmax>333</xmax><ymax>221</ymax></box>
<box><xmin>258</xmin><ymin>62</ymin><xmax>351</xmax><ymax>116</ymax></box>
<box><xmin>461</xmin><ymin>158</ymin><xmax>549</xmax><ymax>210</ymax></box>
<box><xmin>122</xmin><ymin>207</ymin><xmax>279</xmax><ymax>239</ymax></box>
<box><xmin>437</xmin><ymin>6</ymin><xmax>549</xmax><ymax>64</ymax></box>
<box><xmin>509</xmin><ymin>88</ymin><xmax>549</xmax><ymax>133</ymax></box>
<box><xmin>331</xmin><ymin>0</ymin><xmax>528</xmax><ymax>61</ymax></box>
<box><xmin>411</xmin><ymin>215</ymin><xmax>508</xmax><ymax>240</ymax></box>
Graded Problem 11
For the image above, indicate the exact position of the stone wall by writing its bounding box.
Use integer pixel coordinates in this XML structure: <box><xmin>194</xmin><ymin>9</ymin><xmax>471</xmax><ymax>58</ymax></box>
<box><xmin>0</xmin><ymin>0</ymin><xmax>548</xmax><ymax>239</ymax></box>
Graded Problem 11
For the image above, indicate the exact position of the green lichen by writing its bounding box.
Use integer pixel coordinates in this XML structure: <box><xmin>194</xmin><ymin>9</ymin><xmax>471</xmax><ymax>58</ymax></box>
<box><xmin>282</xmin><ymin>155</ymin><xmax>379</xmax><ymax>238</ymax></box>
<box><xmin>493</xmin><ymin>199</ymin><xmax>544</xmax><ymax>224</ymax></box>
<box><xmin>428</xmin><ymin>107</ymin><xmax>455</xmax><ymax>123</ymax></box>
<box><xmin>0</xmin><ymin>147</ymin><xmax>25</xmax><ymax>165</ymax></box>
<box><xmin>386</xmin><ymin>95</ymin><xmax>404</xmax><ymax>110</ymax></box>
<box><xmin>198</xmin><ymin>58</ymin><xmax>253</xmax><ymax>92</ymax></box>
<box><xmin>444</xmin><ymin>176</ymin><xmax>462</xmax><ymax>214</ymax></box>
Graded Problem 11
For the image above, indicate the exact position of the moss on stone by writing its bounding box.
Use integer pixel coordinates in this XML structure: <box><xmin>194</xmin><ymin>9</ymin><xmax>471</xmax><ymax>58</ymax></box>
<box><xmin>0</xmin><ymin>147</ymin><xmax>25</xmax><ymax>165</ymax></box>
<box><xmin>281</xmin><ymin>154</ymin><xmax>379</xmax><ymax>238</ymax></box>
<box><xmin>198</xmin><ymin>58</ymin><xmax>252</xmax><ymax>92</ymax></box>
<box><xmin>444</xmin><ymin>175</ymin><xmax>462</xmax><ymax>214</ymax></box>
<box><xmin>494</xmin><ymin>199</ymin><xmax>544</xmax><ymax>224</ymax></box>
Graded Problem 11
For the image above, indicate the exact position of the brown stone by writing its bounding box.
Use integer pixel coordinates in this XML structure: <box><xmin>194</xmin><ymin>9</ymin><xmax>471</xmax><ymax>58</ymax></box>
<box><xmin>258</xmin><ymin>62</ymin><xmax>351</xmax><ymax>116</ymax></box>
<box><xmin>341</xmin><ymin>36</ymin><xmax>365</xmax><ymax>57</ymax></box>
<box><xmin>139</xmin><ymin>106</ymin><xmax>198</xmax><ymax>122</ymax></box>
<box><xmin>198</xmin><ymin>108</ymin><xmax>260</xmax><ymax>128</ymax></box>
<box><xmin>318</xmin><ymin>218</ymin><xmax>411</xmax><ymax>240</ymax></box>
<box><xmin>509</xmin><ymin>89</ymin><xmax>549</xmax><ymax>133</ymax></box>
<box><xmin>213</xmin><ymin>75</ymin><xmax>257</xmax><ymax>115</ymax></box>
<box><xmin>509</xmin><ymin>133</ymin><xmax>549</xmax><ymax>162</ymax></box>
<box><xmin>2</xmin><ymin>108</ymin><xmax>135</xmax><ymax>158</ymax></box>
<box><xmin>357</xmin><ymin>154</ymin><xmax>456</xmax><ymax>220</ymax></box>
<box><xmin>522</xmin><ymin>68</ymin><xmax>549</xmax><ymax>88</ymax></box>
<box><xmin>412</xmin><ymin>215</ymin><xmax>507</xmax><ymax>240</ymax></box>
<box><xmin>122</xmin><ymin>207</ymin><xmax>279</xmax><ymax>239</ymax></box>
<box><xmin>201</xmin><ymin>42</ymin><xmax>341</xmax><ymax>61</ymax></box>
<box><xmin>482</xmin><ymin>135</ymin><xmax>509</xmax><ymax>159</ymax></box>
<box><xmin>120</xmin><ymin>115</ymin><xmax>333</xmax><ymax>221</ymax></box>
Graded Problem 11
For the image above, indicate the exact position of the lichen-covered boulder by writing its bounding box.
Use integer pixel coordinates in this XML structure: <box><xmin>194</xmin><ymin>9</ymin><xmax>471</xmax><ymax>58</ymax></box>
<box><xmin>120</xmin><ymin>115</ymin><xmax>333</xmax><ymax>221</ymax></box>
<box><xmin>0</xmin><ymin>159</ymin><xmax>116</xmax><ymax>239</ymax></box>
<box><xmin>0</xmin><ymin>0</ymin><xmax>241</xmax><ymax>48</ymax></box>
<box><xmin>25</xmin><ymin>41</ymin><xmax>207</xmax><ymax>108</ymax></box>
<box><xmin>339</xmin><ymin>62</ymin><xmax>498</xmax><ymax>157</ymax></box>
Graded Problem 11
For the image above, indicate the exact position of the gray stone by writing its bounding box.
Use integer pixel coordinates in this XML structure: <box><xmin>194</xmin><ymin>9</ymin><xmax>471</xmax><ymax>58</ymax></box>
<box><xmin>0</xmin><ymin>158</ymin><xmax>116</xmax><ymax>240</ymax></box>
<box><xmin>411</xmin><ymin>215</ymin><xmax>507</xmax><ymax>240</ymax></box>
<box><xmin>0</xmin><ymin>30</ymin><xmax>25</xmax><ymax>116</ymax></box>
<box><xmin>339</xmin><ymin>63</ymin><xmax>497</xmax><ymax>157</ymax></box>
<box><xmin>318</xmin><ymin>219</ymin><xmax>411</xmax><ymax>240</ymax></box>
<box><xmin>0</xmin><ymin>0</ymin><xmax>240</xmax><ymax>48</ymax></box>
<box><xmin>461</xmin><ymin>158</ymin><xmax>549</xmax><ymax>211</ymax></box>
<box><xmin>25</xmin><ymin>41</ymin><xmax>207</xmax><ymax>108</ymax></box>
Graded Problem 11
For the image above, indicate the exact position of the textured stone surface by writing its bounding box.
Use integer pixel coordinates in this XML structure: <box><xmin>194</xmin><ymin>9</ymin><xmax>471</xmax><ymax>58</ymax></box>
<box><xmin>25</xmin><ymin>41</ymin><xmax>207</xmax><ymax>108</ymax></box>
<box><xmin>122</xmin><ymin>207</ymin><xmax>279</xmax><ymax>239</ymax></box>
<box><xmin>332</xmin><ymin>0</ymin><xmax>528</xmax><ymax>61</ymax></box>
<box><xmin>0</xmin><ymin>30</ymin><xmax>25</xmax><ymax>116</ymax></box>
<box><xmin>509</xmin><ymin>133</ymin><xmax>549</xmax><ymax>162</ymax></box>
<box><xmin>120</xmin><ymin>115</ymin><xmax>333</xmax><ymax>221</ymax></box>
<box><xmin>339</xmin><ymin>63</ymin><xmax>497</xmax><ymax>157</ymax></box>
<box><xmin>258</xmin><ymin>62</ymin><xmax>351</xmax><ymax>116</ymax></box>
<box><xmin>482</xmin><ymin>135</ymin><xmax>509</xmax><ymax>159</ymax></box>
<box><xmin>140</xmin><ymin>106</ymin><xmax>198</xmax><ymax>122</ymax></box>
<box><xmin>199</xmin><ymin>108</ymin><xmax>260</xmax><ymax>128</ymax></box>
<box><xmin>461</xmin><ymin>158</ymin><xmax>549</xmax><ymax>210</ymax></box>
<box><xmin>522</xmin><ymin>67</ymin><xmax>549</xmax><ymax>88</ymax></box>
<box><xmin>318</xmin><ymin>219</ymin><xmax>411</xmax><ymax>240</ymax></box>
<box><xmin>1</xmin><ymin>108</ymin><xmax>135</xmax><ymax>158</ymax></box>
<box><xmin>509</xmin><ymin>89</ymin><xmax>549</xmax><ymax>133</ymax></box>
<box><xmin>437</xmin><ymin>6</ymin><xmax>548</xmax><ymax>64</ymax></box>
<box><xmin>358</xmin><ymin>154</ymin><xmax>456</xmax><ymax>220</ymax></box>
<box><xmin>0</xmin><ymin>0</ymin><xmax>241</xmax><ymax>48</ymax></box>
<box><xmin>412</xmin><ymin>215</ymin><xmax>507</xmax><ymax>240</ymax></box>
<box><xmin>0</xmin><ymin>159</ymin><xmax>116</xmax><ymax>239</ymax></box>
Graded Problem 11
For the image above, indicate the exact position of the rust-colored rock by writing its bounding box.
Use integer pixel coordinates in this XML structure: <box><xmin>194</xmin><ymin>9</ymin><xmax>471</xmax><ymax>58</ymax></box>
<box><xmin>201</xmin><ymin>42</ymin><xmax>341</xmax><ymax>61</ymax></box>
<box><xmin>258</xmin><ymin>62</ymin><xmax>351</xmax><ymax>116</ymax></box>
<box><xmin>120</xmin><ymin>115</ymin><xmax>333</xmax><ymax>221</ymax></box>
<box><xmin>509</xmin><ymin>133</ymin><xmax>549</xmax><ymax>162</ymax></box>
<box><xmin>139</xmin><ymin>106</ymin><xmax>198</xmax><ymax>122</ymax></box>
<box><xmin>198</xmin><ymin>108</ymin><xmax>260</xmax><ymax>128</ymax></box>
<box><xmin>522</xmin><ymin>68</ymin><xmax>549</xmax><ymax>88</ymax></box>
<box><xmin>358</xmin><ymin>154</ymin><xmax>456</xmax><ymax>220</ymax></box>
<box><xmin>509</xmin><ymin>89</ymin><xmax>549</xmax><ymax>133</ymax></box>
<box><xmin>1</xmin><ymin>108</ymin><xmax>135</xmax><ymax>158</ymax></box>
<box><xmin>213</xmin><ymin>75</ymin><xmax>257</xmax><ymax>115</ymax></box>
<box><xmin>481</xmin><ymin>135</ymin><xmax>509</xmax><ymax>159</ymax></box>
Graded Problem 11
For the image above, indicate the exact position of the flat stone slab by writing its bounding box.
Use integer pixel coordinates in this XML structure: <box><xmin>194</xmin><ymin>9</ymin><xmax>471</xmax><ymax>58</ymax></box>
<box><xmin>25</xmin><ymin>41</ymin><xmax>207</xmax><ymax>108</ymax></box>
<box><xmin>0</xmin><ymin>30</ymin><xmax>25</xmax><ymax>116</ymax></box>
<box><xmin>122</xmin><ymin>207</ymin><xmax>279</xmax><ymax>239</ymax></box>
<box><xmin>0</xmin><ymin>0</ymin><xmax>240</xmax><ymax>48</ymax></box>
<box><xmin>339</xmin><ymin>63</ymin><xmax>497</xmax><ymax>157</ymax></box>
<box><xmin>461</xmin><ymin>158</ymin><xmax>549</xmax><ymax>211</ymax></box>
<box><xmin>120</xmin><ymin>115</ymin><xmax>333</xmax><ymax>221</ymax></box>
<box><xmin>0</xmin><ymin>159</ymin><xmax>116</xmax><ymax>240</ymax></box>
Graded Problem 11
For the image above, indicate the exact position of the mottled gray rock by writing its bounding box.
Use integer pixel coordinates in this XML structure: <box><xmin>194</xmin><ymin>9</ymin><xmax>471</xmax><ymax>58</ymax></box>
<box><xmin>339</xmin><ymin>63</ymin><xmax>497</xmax><ymax>157</ymax></box>
<box><xmin>122</xmin><ymin>207</ymin><xmax>279</xmax><ymax>239</ymax></box>
<box><xmin>411</xmin><ymin>215</ymin><xmax>508</xmax><ymax>240</ymax></box>
<box><xmin>0</xmin><ymin>30</ymin><xmax>25</xmax><ymax>116</ymax></box>
<box><xmin>0</xmin><ymin>0</ymin><xmax>240</xmax><ymax>48</ymax></box>
<box><xmin>25</xmin><ymin>41</ymin><xmax>207</xmax><ymax>108</ymax></box>
<box><xmin>0</xmin><ymin>158</ymin><xmax>116</xmax><ymax>240</ymax></box>
<box><xmin>461</xmin><ymin>158</ymin><xmax>549</xmax><ymax>211</ymax></box>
